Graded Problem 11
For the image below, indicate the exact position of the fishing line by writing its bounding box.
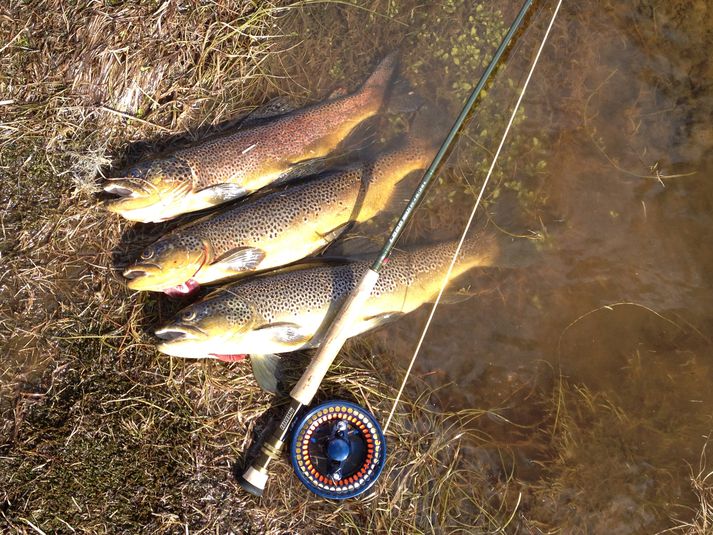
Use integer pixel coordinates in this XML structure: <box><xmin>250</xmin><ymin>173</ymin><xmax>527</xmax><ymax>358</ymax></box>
<box><xmin>384</xmin><ymin>0</ymin><xmax>563</xmax><ymax>433</ymax></box>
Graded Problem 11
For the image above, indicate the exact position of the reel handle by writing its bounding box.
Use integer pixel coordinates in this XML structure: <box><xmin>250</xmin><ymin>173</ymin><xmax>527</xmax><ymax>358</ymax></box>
<box><xmin>291</xmin><ymin>268</ymin><xmax>380</xmax><ymax>405</ymax></box>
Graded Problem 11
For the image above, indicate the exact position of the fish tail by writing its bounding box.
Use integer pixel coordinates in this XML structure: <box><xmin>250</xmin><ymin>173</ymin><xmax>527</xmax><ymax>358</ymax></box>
<box><xmin>408</xmin><ymin>105</ymin><xmax>452</xmax><ymax>154</ymax></box>
<box><xmin>458</xmin><ymin>232</ymin><xmax>500</xmax><ymax>269</ymax></box>
<box><xmin>359</xmin><ymin>52</ymin><xmax>423</xmax><ymax>114</ymax></box>
<box><xmin>359</xmin><ymin>52</ymin><xmax>400</xmax><ymax>105</ymax></box>
<box><xmin>361</xmin><ymin>52</ymin><xmax>399</xmax><ymax>93</ymax></box>
<box><xmin>399</xmin><ymin>131</ymin><xmax>440</xmax><ymax>168</ymax></box>
<box><xmin>461</xmin><ymin>231</ymin><xmax>537</xmax><ymax>270</ymax></box>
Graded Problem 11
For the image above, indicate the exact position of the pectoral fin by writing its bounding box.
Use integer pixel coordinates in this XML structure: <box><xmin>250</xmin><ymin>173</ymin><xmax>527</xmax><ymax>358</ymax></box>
<box><xmin>250</xmin><ymin>353</ymin><xmax>282</xmax><ymax>393</ymax></box>
<box><xmin>213</xmin><ymin>247</ymin><xmax>266</xmax><ymax>272</ymax></box>
<box><xmin>194</xmin><ymin>183</ymin><xmax>247</xmax><ymax>205</ymax></box>
<box><xmin>255</xmin><ymin>322</ymin><xmax>311</xmax><ymax>345</ymax></box>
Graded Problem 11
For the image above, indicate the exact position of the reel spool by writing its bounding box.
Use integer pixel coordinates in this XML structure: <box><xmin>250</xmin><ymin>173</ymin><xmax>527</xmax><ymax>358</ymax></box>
<box><xmin>290</xmin><ymin>401</ymin><xmax>386</xmax><ymax>500</ymax></box>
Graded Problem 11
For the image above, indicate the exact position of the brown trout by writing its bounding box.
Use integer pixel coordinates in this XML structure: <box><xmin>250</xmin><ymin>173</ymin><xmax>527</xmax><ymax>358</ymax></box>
<box><xmin>123</xmin><ymin>134</ymin><xmax>437</xmax><ymax>295</ymax></box>
<box><xmin>104</xmin><ymin>54</ymin><xmax>399</xmax><ymax>223</ymax></box>
<box><xmin>154</xmin><ymin>236</ymin><xmax>498</xmax><ymax>360</ymax></box>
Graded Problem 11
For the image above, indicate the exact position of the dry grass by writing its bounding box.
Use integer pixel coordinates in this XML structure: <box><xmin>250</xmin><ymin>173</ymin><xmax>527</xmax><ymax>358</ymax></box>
<box><xmin>661</xmin><ymin>441</ymin><xmax>713</xmax><ymax>535</ymax></box>
<box><xmin>0</xmin><ymin>1</ymin><xmax>533</xmax><ymax>533</ymax></box>
<box><xmin>2</xmin><ymin>0</ymin><xmax>712</xmax><ymax>533</ymax></box>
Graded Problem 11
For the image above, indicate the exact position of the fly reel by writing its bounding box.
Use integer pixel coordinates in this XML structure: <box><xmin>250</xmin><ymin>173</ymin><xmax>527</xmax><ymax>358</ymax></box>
<box><xmin>290</xmin><ymin>400</ymin><xmax>386</xmax><ymax>499</ymax></box>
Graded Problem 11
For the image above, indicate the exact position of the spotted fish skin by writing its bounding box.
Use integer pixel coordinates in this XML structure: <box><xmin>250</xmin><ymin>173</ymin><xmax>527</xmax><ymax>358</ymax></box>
<box><xmin>104</xmin><ymin>54</ymin><xmax>400</xmax><ymax>223</ymax></box>
<box><xmin>123</xmin><ymin>134</ymin><xmax>437</xmax><ymax>292</ymax></box>
<box><xmin>154</xmin><ymin>236</ymin><xmax>498</xmax><ymax>359</ymax></box>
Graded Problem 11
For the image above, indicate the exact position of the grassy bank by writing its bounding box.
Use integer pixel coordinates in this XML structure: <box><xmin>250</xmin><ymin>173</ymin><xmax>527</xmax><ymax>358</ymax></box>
<box><xmin>2</xmin><ymin>1</ymin><xmax>712</xmax><ymax>533</ymax></box>
<box><xmin>0</xmin><ymin>1</ymin><xmax>523</xmax><ymax>532</ymax></box>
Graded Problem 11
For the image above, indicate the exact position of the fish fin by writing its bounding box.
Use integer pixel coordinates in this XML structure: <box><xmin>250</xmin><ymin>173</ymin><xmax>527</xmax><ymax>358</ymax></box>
<box><xmin>215</xmin><ymin>353</ymin><xmax>248</xmax><ymax>362</ymax></box>
<box><xmin>254</xmin><ymin>322</ymin><xmax>311</xmax><ymax>345</ymax></box>
<box><xmin>389</xmin><ymin>171</ymin><xmax>421</xmax><ymax>207</ymax></box>
<box><xmin>353</xmin><ymin>171</ymin><xmax>420</xmax><ymax>224</ymax></box>
<box><xmin>194</xmin><ymin>183</ymin><xmax>247</xmax><ymax>205</ymax></box>
<box><xmin>360</xmin><ymin>52</ymin><xmax>399</xmax><ymax>97</ymax></box>
<box><xmin>385</xmin><ymin>77</ymin><xmax>423</xmax><ymax>114</ymax></box>
<box><xmin>250</xmin><ymin>353</ymin><xmax>282</xmax><ymax>393</ymax></box>
<box><xmin>213</xmin><ymin>247</ymin><xmax>266</xmax><ymax>272</ymax></box>
<box><xmin>328</xmin><ymin>86</ymin><xmax>348</xmax><ymax>99</ymax></box>
<box><xmin>406</xmin><ymin>104</ymin><xmax>452</xmax><ymax>153</ymax></box>
<box><xmin>361</xmin><ymin>311</ymin><xmax>405</xmax><ymax>331</ymax></box>
<box><xmin>317</xmin><ymin>221</ymin><xmax>353</xmax><ymax>244</ymax></box>
<box><xmin>495</xmin><ymin>235</ymin><xmax>539</xmax><ymax>269</ymax></box>
<box><xmin>320</xmin><ymin>233</ymin><xmax>379</xmax><ymax>258</ymax></box>
<box><xmin>242</xmin><ymin>97</ymin><xmax>295</xmax><ymax>125</ymax></box>
<box><xmin>427</xmin><ymin>289</ymin><xmax>476</xmax><ymax>305</ymax></box>
<box><xmin>359</xmin><ymin>52</ymin><xmax>423</xmax><ymax>114</ymax></box>
<box><xmin>273</xmin><ymin>157</ymin><xmax>330</xmax><ymax>186</ymax></box>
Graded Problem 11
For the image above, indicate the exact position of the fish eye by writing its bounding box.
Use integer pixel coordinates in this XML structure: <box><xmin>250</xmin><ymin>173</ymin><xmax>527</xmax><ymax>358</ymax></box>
<box><xmin>141</xmin><ymin>247</ymin><xmax>155</xmax><ymax>260</ymax></box>
<box><xmin>181</xmin><ymin>310</ymin><xmax>197</xmax><ymax>322</ymax></box>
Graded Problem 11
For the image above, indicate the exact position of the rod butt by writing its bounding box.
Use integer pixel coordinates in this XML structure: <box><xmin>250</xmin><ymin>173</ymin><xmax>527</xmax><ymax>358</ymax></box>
<box><xmin>238</xmin><ymin>466</ymin><xmax>268</xmax><ymax>497</ymax></box>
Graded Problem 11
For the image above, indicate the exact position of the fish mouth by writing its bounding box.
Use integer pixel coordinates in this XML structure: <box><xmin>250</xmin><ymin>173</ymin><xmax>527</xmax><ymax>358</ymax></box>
<box><xmin>103</xmin><ymin>178</ymin><xmax>192</xmax><ymax>222</ymax></box>
<box><xmin>123</xmin><ymin>263</ymin><xmax>162</xmax><ymax>280</ymax></box>
<box><xmin>155</xmin><ymin>323</ymin><xmax>207</xmax><ymax>342</ymax></box>
<box><xmin>103</xmin><ymin>177</ymin><xmax>164</xmax><ymax>216</ymax></box>
<box><xmin>123</xmin><ymin>262</ymin><xmax>174</xmax><ymax>291</ymax></box>
<box><xmin>104</xmin><ymin>193</ymin><xmax>158</xmax><ymax>216</ymax></box>
<box><xmin>103</xmin><ymin>178</ymin><xmax>152</xmax><ymax>198</ymax></box>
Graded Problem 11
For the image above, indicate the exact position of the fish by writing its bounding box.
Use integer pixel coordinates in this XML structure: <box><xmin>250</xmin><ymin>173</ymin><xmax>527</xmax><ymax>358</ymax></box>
<box><xmin>103</xmin><ymin>54</ymin><xmax>400</xmax><ymax>223</ymax></box>
<box><xmin>154</xmin><ymin>235</ymin><xmax>499</xmax><ymax>363</ymax></box>
<box><xmin>122</xmin><ymin>134</ymin><xmax>437</xmax><ymax>294</ymax></box>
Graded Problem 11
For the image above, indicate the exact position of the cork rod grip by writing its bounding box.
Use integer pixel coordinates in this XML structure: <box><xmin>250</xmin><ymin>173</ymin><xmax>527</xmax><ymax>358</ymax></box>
<box><xmin>290</xmin><ymin>268</ymin><xmax>380</xmax><ymax>405</ymax></box>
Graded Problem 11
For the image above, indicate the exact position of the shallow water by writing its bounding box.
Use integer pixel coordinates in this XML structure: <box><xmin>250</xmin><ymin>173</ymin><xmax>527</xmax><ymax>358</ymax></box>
<box><xmin>3</xmin><ymin>0</ymin><xmax>711</xmax><ymax>532</ymax></box>
<box><xmin>270</xmin><ymin>0</ymin><xmax>713</xmax><ymax>532</ymax></box>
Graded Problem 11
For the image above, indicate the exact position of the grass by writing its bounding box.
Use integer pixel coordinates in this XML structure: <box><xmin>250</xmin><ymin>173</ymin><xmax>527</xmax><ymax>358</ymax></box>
<box><xmin>0</xmin><ymin>1</ymin><xmax>533</xmax><ymax>532</ymax></box>
<box><xmin>2</xmin><ymin>0</ymin><xmax>712</xmax><ymax>533</ymax></box>
<box><xmin>664</xmin><ymin>442</ymin><xmax>713</xmax><ymax>535</ymax></box>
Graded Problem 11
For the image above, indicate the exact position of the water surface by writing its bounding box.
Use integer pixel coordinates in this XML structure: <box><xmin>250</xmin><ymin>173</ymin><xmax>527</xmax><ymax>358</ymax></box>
<box><xmin>272</xmin><ymin>1</ymin><xmax>713</xmax><ymax>531</ymax></box>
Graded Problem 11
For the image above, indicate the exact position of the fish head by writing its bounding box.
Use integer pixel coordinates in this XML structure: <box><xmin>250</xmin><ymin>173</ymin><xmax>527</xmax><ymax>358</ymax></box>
<box><xmin>103</xmin><ymin>157</ymin><xmax>194</xmax><ymax>222</ymax></box>
<box><xmin>123</xmin><ymin>235</ymin><xmax>208</xmax><ymax>292</ymax></box>
<box><xmin>154</xmin><ymin>293</ymin><xmax>258</xmax><ymax>359</ymax></box>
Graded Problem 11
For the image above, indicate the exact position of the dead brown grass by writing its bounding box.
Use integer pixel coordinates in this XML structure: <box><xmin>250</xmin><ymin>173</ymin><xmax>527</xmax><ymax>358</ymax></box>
<box><xmin>2</xmin><ymin>0</ymin><xmax>712</xmax><ymax>533</ymax></box>
<box><xmin>0</xmin><ymin>1</ymin><xmax>530</xmax><ymax>533</ymax></box>
<box><xmin>661</xmin><ymin>441</ymin><xmax>713</xmax><ymax>535</ymax></box>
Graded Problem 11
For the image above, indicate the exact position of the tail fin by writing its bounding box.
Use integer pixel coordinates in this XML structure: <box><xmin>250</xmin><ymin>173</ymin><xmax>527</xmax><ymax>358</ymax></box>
<box><xmin>368</xmin><ymin>106</ymin><xmax>448</xmax><ymax>177</ymax></box>
<box><xmin>493</xmin><ymin>234</ymin><xmax>539</xmax><ymax>268</ymax></box>
<box><xmin>359</xmin><ymin>52</ymin><xmax>422</xmax><ymax>114</ymax></box>
<box><xmin>360</xmin><ymin>52</ymin><xmax>399</xmax><ymax>98</ymax></box>
<box><xmin>408</xmin><ymin>104</ymin><xmax>451</xmax><ymax>152</ymax></box>
<box><xmin>458</xmin><ymin>232</ymin><xmax>500</xmax><ymax>269</ymax></box>
<box><xmin>461</xmin><ymin>231</ymin><xmax>538</xmax><ymax>270</ymax></box>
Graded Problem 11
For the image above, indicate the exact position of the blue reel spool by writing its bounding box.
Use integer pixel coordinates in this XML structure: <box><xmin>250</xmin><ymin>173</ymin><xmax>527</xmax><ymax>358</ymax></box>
<box><xmin>290</xmin><ymin>400</ymin><xmax>386</xmax><ymax>500</ymax></box>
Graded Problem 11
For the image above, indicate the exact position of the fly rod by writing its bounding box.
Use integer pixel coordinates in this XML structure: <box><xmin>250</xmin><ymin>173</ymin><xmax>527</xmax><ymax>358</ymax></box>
<box><xmin>238</xmin><ymin>0</ymin><xmax>535</xmax><ymax>497</ymax></box>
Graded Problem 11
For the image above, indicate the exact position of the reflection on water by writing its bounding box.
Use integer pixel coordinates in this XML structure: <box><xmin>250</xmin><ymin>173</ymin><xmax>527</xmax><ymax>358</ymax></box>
<box><xmin>273</xmin><ymin>0</ymin><xmax>713</xmax><ymax>532</ymax></box>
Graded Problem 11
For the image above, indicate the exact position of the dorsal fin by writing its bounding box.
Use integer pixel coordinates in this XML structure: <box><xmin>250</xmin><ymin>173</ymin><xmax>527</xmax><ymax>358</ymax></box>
<box><xmin>328</xmin><ymin>86</ymin><xmax>348</xmax><ymax>99</ymax></box>
<box><xmin>241</xmin><ymin>97</ymin><xmax>296</xmax><ymax>126</ymax></box>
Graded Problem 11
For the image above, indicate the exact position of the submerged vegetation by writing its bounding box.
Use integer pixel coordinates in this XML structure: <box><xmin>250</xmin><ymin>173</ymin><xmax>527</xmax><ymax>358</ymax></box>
<box><xmin>2</xmin><ymin>0</ymin><xmax>713</xmax><ymax>533</ymax></box>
